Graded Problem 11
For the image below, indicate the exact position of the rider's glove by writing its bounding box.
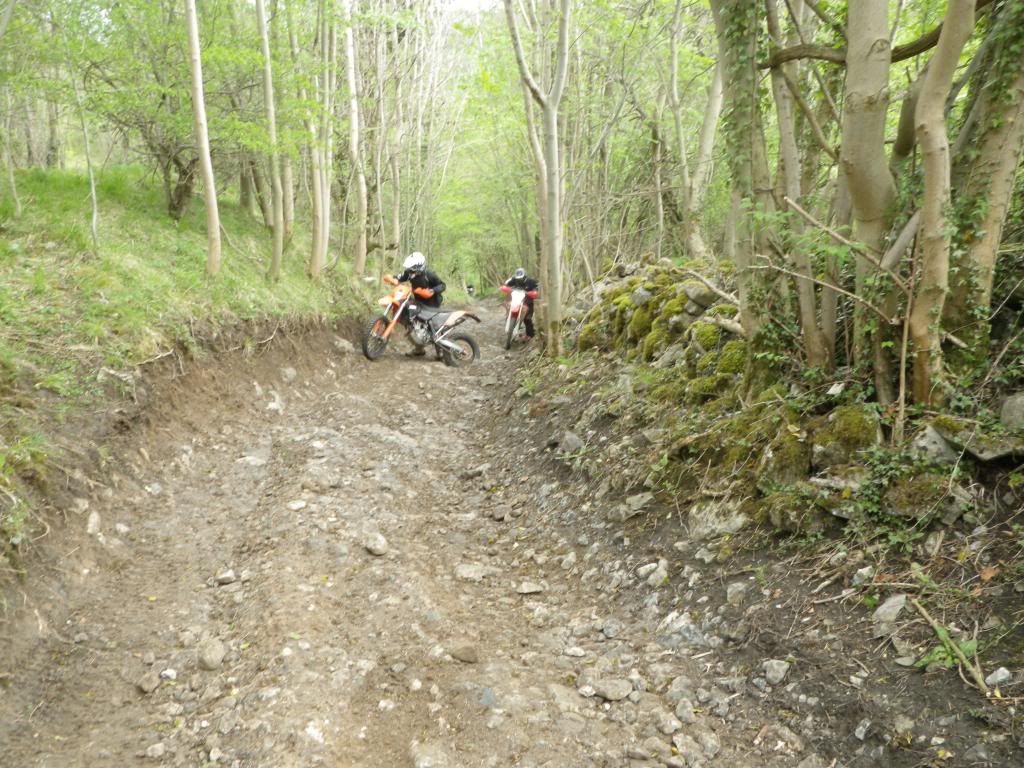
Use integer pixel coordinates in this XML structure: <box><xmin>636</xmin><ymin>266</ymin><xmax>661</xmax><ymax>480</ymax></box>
<box><xmin>413</xmin><ymin>287</ymin><xmax>434</xmax><ymax>298</ymax></box>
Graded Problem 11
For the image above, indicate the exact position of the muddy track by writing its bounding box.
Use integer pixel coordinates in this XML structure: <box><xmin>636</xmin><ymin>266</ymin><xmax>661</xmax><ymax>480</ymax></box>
<box><xmin>0</xmin><ymin>303</ymin><xmax>1013</xmax><ymax>768</ymax></box>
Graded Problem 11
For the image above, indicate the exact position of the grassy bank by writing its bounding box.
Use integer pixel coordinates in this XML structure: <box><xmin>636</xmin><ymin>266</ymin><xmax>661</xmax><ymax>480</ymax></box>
<box><xmin>0</xmin><ymin>166</ymin><xmax>361</xmax><ymax>554</ymax></box>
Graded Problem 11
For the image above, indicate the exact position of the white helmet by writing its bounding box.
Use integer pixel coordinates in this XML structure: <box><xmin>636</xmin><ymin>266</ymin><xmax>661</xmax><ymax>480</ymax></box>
<box><xmin>403</xmin><ymin>251</ymin><xmax>426</xmax><ymax>273</ymax></box>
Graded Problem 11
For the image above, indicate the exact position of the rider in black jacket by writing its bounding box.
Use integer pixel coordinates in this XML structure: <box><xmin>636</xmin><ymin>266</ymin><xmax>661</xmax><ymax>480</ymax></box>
<box><xmin>395</xmin><ymin>252</ymin><xmax>446</xmax><ymax>309</ymax></box>
<box><xmin>503</xmin><ymin>267</ymin><xmax>539</xmax><ymax>338</ymax></box>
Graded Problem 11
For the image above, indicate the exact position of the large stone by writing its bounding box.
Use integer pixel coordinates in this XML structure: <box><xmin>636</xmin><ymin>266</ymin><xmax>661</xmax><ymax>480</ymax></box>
<box><xmin>933</xmin><ymin>416</ymin><xmax>1024</xmax><ymax>461</ymax></box>
<box><xmin>1000</xmin><ymin>393</ymin><xmax>1024</xmax><ymax>431</ymax></box>
<box><xmin>682</xmin><ymin>281</ymin><xmax>718</xmax><ymax>309</ymax></box>
<box><xmin>557</xmin><ymin>430</ymin><xmax>585</xmax><ymax>454</ymax></box>
<box><xmin>910</xmin><ymin>424</ymin><xmax>960</xmax><ymax>464</ymax></box>
<box><xmin>631</xmin><ymin>286</ymin><xmax>654</xmax><ymax>306</ymax></box>
<box><xmin>882</xmin><ymin>473</ymin><xmax>973</xmax><ymax>525</ymax></box>
<box><xmin>591</xmin><ymin>678</ymin><xmax>633</xmax><ymax>701</ymax></box>
<box><xmin>198</xmin><ymin>638</ymin><xmax>227</xmax><ymax>671</ymax></box>
<box><xmin>811</xmin><ymin>405</ymin><xmax>881</xmax><ymax>469</ymax></box>
<box><xmin>872</xmin><ymin>593</ymin><xmax>907</xmax><ymax>636</ymax></box>
<box><xmin>687</xmin><ymin>498</ymin><xmax>749</xmax><ymax>541</ymax></box>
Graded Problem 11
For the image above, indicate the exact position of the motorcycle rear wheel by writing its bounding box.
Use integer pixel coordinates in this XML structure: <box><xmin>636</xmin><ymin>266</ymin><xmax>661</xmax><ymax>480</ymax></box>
<box><xmin>362</xmin><ymin>315</ymin><xmax>390</xmax><ymax>360</ymax></box>
<box><xmin>442</xmin><ymin>333</ymin><xmax>480</xmax><ymax>367</ymax></box>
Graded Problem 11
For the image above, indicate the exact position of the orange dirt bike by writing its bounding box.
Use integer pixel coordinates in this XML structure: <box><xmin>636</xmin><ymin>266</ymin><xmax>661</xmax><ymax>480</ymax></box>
<box><xmin>499</xmin><ymin>284</ymin><xmax>538</xmax><ymax>350</ymax></box>
<box><xmin>361</xmin><ymin>275</ymin><xmax>481</xmax><ymax>366</ymax></box>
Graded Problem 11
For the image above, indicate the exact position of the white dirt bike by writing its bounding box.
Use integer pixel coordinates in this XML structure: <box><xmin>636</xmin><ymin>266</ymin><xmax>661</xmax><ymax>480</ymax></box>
<box><xmin>500</xmin><ymin>284</ymin><xmax>538</xmax><ymax>350</ymax></box>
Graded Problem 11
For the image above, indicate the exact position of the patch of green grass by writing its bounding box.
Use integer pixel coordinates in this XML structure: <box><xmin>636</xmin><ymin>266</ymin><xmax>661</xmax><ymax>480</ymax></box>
<box><xmin>0</xmin><ymin>166</ymin><xmax>364</xmax><ymax>552</ymax></box>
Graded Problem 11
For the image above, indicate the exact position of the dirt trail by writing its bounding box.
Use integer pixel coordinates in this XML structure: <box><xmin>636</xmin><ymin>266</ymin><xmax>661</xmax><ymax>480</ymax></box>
<box><xmin>0</xmin><ymin>304</ymin><xmax>1009</xmax><ymax>768</ymax></box>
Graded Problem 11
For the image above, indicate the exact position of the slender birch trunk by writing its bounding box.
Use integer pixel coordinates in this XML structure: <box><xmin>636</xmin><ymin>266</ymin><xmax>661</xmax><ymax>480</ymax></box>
<box><xmin>256</xmin><ymin>0</ymin><xmax>284</xmax><ymax>280</ymax></box>
<box><xmin>184</xmin><ymin>0</ymin><xmax>221</xmax><ymax>276</ymax></box>
<box><xmin>344</xmin><ymin>0</ymin><xmax>368</xmax><ymax>274</ymax></box>
<box><xmin>909</xmin><ymin>0</ymin><xmax>975</xmax><ymax>405</ymax></box>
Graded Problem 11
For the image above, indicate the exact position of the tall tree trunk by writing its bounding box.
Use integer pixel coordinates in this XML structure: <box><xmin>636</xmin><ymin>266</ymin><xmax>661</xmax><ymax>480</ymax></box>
<box><xmin>184</xmin><ymin>0</ymin><xmax>221</xmax><ymax>277</ymax></box>
<box><xmin>711</xmin><ymin>0</ymin><xmax>773</xmax><ymax>340</ymax></box>
<box><xmin>3</xmin><ymin>87</ymin><xmax>22</xmax><ymax>217</ymax></box>
<box><xmin>239</xmin><ymin>159</ymin><xmax>257</xmax><ymax>216</ymax></box>
<box><xmin>767</xmin><ymin>0</ymin><xmax>828</xmax><ymax>368</ymax></box>
<box><xmin>256</xmin><ymin>0</ymin><xmax>284</xmax><ymax>281</ymax></box>
<box><xmin>250</xmin><ymin>159</ymin><xmax>273</xmax><ymax>227</ymax></box>
<box><xmin>944</xmin><ymin>2</ymin><xmax>1024</xmax><ymax>346</ymax></box>
<box><xmin>839</xmin><ymin>0</ymin><xmax>896</xmax><ymax>402</ymax></box>
<box><xmin>345</xmin><ymin>0</ymin><xmax>368</xmax><ymax>275</ymax></box>
<box><xmin>909</xmin><ymin>0</ymin><xmax>976</xmax><ymax>406</ymax></box>
<box><xmin>505</xmin><ymin>0</ymin><xmax>572</xmax><ymax>357</ymax></box>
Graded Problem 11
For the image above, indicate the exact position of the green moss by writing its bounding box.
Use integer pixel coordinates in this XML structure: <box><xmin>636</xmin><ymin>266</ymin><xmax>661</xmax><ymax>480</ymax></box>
<box><xmin>716</xmin><ymin>340</ymin><xmax>747</xmax><ymax>374</ymax></box>
<box><xmin>650</xmin><ymin>374</ymin><xmax>690</xmax><ymax>404</ymax></box>
<box><xmin>696</xmin><ymin>352</ymin><xmax>719</xmax><ymax>374</ymax></box>
<box><xmin>612</xmin><ymin>293</ymin><xmax>634</xmax><ymax>311</ymax></box>
<box><xmin>577</xmin><ymin>321</ymin><xmax>604</xmax><ymax>351</ymax></box>
<box><xmin>831</xmin><ymin>405</ymin><xmax>879</xmax><ymax>449</ymax></box>
<box><xmin>754</xmin><ymin>384</ymin><xmax>787</xmax><ymax>403</ymax></box>
<box><xmin>628</xmin><ymin>306</ymin><xmax>652</xmax><ymax>340</ymax></box>
<box><xmin>704</xmin><ymin>394</ymin><xmax>739</xmax><ymax>417</ymax></box>
<box><xmin>686</xmin><ymin>373</ymin><xmax>732</xmax><ymax>403</ymax></box>
<box><xmin>691</xmin><ymin>321</ymin><xmax>721</xmax><ymax>350</ymax></box>
<box><xmin>706</xmin><ymin>303</ymin><xmax>739</xmax><ymax>318</ymax></box>
<box><xmin>758</xmin><ymin>431</ymin><xmax>811</xmax><ymax>490</ymax></box>
<box><xmin>760</xmin><ymin>487</ymin><xmax>829</xmax><ymax>534</ymax></box>
<box><xmin>661</xmin><ymin>296</ymin><xmax>688</xmax><ymax>318</ymax></box>
<box><xmin>642</xmin><ymin>326</ymin><xmax>670</xmax><ymax>360</ymax></box>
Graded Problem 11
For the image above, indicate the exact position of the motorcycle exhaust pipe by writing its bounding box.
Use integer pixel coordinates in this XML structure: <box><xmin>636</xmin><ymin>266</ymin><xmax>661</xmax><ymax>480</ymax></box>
<box><xmin>436</xmin><ymin>338</ymin><xmax>463</xmax><ymax>353</ymax></box>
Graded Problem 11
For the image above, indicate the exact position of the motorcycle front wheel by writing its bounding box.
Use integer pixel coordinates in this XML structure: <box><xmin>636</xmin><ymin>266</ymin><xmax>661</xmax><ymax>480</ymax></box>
<box><xmin>362</xmin><ymin>315</ymin><xmax>390</xmax><ymax>360</ymax></box>
<box><xmin>442</xmin><ymin>333</ymin><xmax>480</xmax><ymax>368</ymax></box>
<box><xmin>504</xmin><ymin>314</ymin><xmax>515</xmax><ymax>350</ymax></box>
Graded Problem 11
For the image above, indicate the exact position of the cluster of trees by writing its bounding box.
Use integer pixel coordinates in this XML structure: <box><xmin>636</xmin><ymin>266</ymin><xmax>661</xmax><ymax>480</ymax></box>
<box><xmin>495</xmin><ymin>0</ymin><xmax>1024</xmax><ymax>419</ymax></box>
<box><xmin>2</xmin><ymin>0</ymin><xmax>1023</xmax><ymax>418</ymax></box>
<box><xmin>0</xmin><ymin>0</ymin><xmax>470</xmax><ymax>281</ymax></box>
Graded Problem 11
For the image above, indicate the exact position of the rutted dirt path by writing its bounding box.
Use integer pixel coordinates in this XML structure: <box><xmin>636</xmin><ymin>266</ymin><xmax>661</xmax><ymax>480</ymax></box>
<box><xmin>2</xmin><ymin>305</ymin><xmax>1011</xmax><ymax>768</ymax></box>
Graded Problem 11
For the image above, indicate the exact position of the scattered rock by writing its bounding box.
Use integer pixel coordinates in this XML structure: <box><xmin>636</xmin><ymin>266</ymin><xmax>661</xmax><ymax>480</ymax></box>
<box><xmin>516</xmin><ymin>581</ymin><xmax>544</xmax><ymax>595</ymax></box>
<box><xmin>215</xmin><ymin>569</ymin><xmax>237</xmax><ymax>585</ymax></box>
<box><xmin>910</xmin><ymin>424</ymin><xmax>960</xmax><ymax>464</ymax></box>
<box><xmin>280</xmin><ymin>366</ymin><xmax>298</xmax><ymax>383</ymax></box>
<box><xmin>137</xmin><ymin>671</ymin><xmax>161</xmax><ymax>694</ymax></box>
<box><xmin>872</xmin><ymin>593</ymin><xmax>907</xmax><ymax>635</ymax></box>
<box><xmin>631</xmin><ymin>286</ymin><xmax>654</xmax><ymax>306</ymax></box>
<box><xmin>687</xmin><ymin>498</ymin><xmax>749</xmax><ymax>541</ymax></box>
<box><xmin>1000</xmin><ymin>393</ymin><xmax>1024</xmax><ymax>431</ymax></box>
<box><xmin>726</xmin><ymin>581</ymin><xmax>748</xmax><ymax>606</ymax></box>
<box><xmin>198</xmin><ymin>638</ymin><xmax>227</xmax><ymax>671</ymax></box>
<box><xmin>448</xmin><ymin>643</ymin><xmax>479</xmax><ymax>664</ymax></box>
<box><xmin>363</xmin><ymin>532</ymin><xmax>389</xmax><ymax>556</ymax></box>
<box><xmin>86</xmin><ymin>512</ymin><xmax>101</xmax><ymax>535</ymax></box>
<box><xmin>591</xmin><ymin>678</ymin><xmax>633</xmax><ymax>701</ymax></box>
<box><xmin>852</xmin><ymin>565</ymin><xmax>875</xmax><ymax>586</ymax></box>
<box><xmin>145</xmin><ymin>743</ymin><xmax>166</xmax><ymax>759</ymax></box>
<box><xmin>334</xmin><ymin>336</ymin><xmax>356</xmax><ymax>354</ymax></box>
<box><xmin>557</xmin><ymin>430</ymin><xmax>585</xmax><ymax>454</ymax></box>
<box><xmin>763</xmin><ymin>659</ymin><xmax>791</xmax><ymax>685</ymax></box>
<box><xmin>454</xmin><ymin>563</ymin><xmax>498</xmax><ymax>582</ymax></box>
<box><xmin>985</xmin><ymin>667</ymin><xmax>1012</xmax><ymax>687</ymax></box>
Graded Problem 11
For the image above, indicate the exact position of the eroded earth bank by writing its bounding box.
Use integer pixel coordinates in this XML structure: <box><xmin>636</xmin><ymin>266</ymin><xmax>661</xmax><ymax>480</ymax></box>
<box><xmin>1</xmin><ymin>308</ymin><xmax>1020</xmax><ymax>768</ymax></box>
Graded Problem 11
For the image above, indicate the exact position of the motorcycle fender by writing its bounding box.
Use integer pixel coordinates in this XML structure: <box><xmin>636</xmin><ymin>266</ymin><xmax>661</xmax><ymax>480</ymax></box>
<box><xmin>440</xmin><ymin>311</ymin><xmax>480</xmax><ymax>330</ymax></box>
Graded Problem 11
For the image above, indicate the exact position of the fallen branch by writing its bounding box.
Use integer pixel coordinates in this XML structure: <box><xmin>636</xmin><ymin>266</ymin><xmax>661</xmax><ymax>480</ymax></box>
<box><xmin>704</xmin><ymin>314</ymin><xmax>746</xmax><ymax>338</ymax></box>
<box><xmin>751</xmin><ymin>257</ymin><xmax>898</xmax><ymax>326</ymax></box>
<box><xmin>783</xmin><ymin>196</ymin><xmax>910</xmax><ymax>295</ymax></box>
<box><xmin>910</xmin><ymin>597</ymin><xmax>990</xmax><ymax>696</ymax></box>
<box><xmin>682</xmin><ymin>270</ymin><xmax>739</xmax><ymax>305</ymax></box>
